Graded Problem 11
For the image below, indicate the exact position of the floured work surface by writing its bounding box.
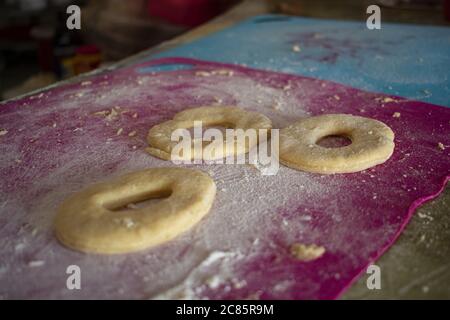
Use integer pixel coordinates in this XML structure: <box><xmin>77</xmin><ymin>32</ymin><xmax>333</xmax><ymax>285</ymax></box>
<box><xmin>0</xmin><ymin>57</ymin><xmax>449</xmax><ymax>299</ymax></box>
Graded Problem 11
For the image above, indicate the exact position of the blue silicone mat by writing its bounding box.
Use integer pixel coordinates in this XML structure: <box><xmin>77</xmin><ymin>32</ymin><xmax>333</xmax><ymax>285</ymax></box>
<box><xmin>140</xmin><ymin>14</ymin><xmax>450</xmax><ymax>107</ymax></box>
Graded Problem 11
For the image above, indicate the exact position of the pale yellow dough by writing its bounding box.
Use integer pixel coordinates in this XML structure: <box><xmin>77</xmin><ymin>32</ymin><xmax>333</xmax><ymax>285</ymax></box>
<box><xmin>290</xmin><ymin>243</ymin><xmax>326</xmax><ymax>262</ymax></box>
<box><xmin>147</xmin><ymin>106</ymin><xmax>272</xmax><ymax>161</ymax></box>
<box><xmin>54</xmin><ymin>168</ymin><xmax>216</xmax><ymax>254</ymax></box>
<box><xmin>279</xmin><ymin>114</ymin><xmax>395</xmax><ymax>174</ymax></box>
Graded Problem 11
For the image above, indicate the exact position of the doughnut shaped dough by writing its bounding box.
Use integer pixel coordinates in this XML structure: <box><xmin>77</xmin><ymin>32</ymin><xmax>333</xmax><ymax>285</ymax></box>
<box><xmin>54</xmin><ymin>168</ymin><xmax>216</xmax><ymax>254</ymax></box>
<box><xmin>147</xmin><ymin>106</ymin><xmax>272</xmax><ymax>161</ymax></box>
<box><xmin>279</xmin><ymin>114</ymin><xmax>394</xmax><ymax>174</ymax></box>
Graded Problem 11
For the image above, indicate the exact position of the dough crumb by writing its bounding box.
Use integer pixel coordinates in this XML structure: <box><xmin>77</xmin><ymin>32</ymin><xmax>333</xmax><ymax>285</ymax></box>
<box><xmin>333</xmin><ymin>95</ymin><xmax>340</xmax><ymax>101</ymax></box>
<box><xmin>81</xmin><ymin>81</ymin><xmax>92</xmax><ymax>86</ymax></box>
<box><xmin>212</xmin><ymin>69</ymin><xmax>234</xmax><ymax>77</ymax></box>
<box><xmin>437</xmin><ymin>142</ymin><xmax>445</xmax><ymax>150</ymax></box>
<box><xmin>417</xmin><ymin>212</ymin><xmax>434</xmax><ymax>221</ymax></box>
<box><xmin>290</xmin><ymin>243</ymin><xmax>325</xmax><ymax>262</ymax></box>
<box><xmin>292</xmin><ymin>44</ymin><xmax>301</xmax><ymax>52</ymax></box>
<box><xmin>195</xmin><ymin>71</ymin><xmax>211</xmax><ymax>77</ymax></box>
<box><xmin>93</xmin><ymin>108</ymin><xmax>119</xmax><ymax>121</ymax></box>
<box><xmin>132</xmin><ymin>113</ymin><xmax>138</xmax><ymax>118</ymax></box>
<box><xmin>382</xmin><ymin>97</ymin><xmax>395</xmax><ymax>103</ymax></box>
<box><xmin>232</xmin><ymin>278</ymin><xmax>247</xmax><ymax>289</ymax></box>
<box><xmin>116</xmin><ymin>128</ymin><xmax>123</xmax><ymax>135</ymax></box>
<box><xmin>245</xmin><ymin>291</ymin><xmax>263</xmax><ymax>300</ymax></box>
<box><xmin>392</xmin><ymin>112</ymin><xmax>401</xmax><ymax>118</ymax></box>
<box><xmin>0</xmin><ymin>129</ymin><xmax>8</xmax><ymax>136</ymax></box>
<box><xmin>128</xmin><ymin>131</ymin><xmax>137</xmax><ymax>137</ymax></box>
<box><xmin>272</xmin><ymin>101</ymin><xmax>282</xmax><ymax>110</ymax></box>
<box><xmin>93</xmin><ymin>110</ymin><xmax>108</xmax><ymax>116</ymax></box>
<box><xmin>206</xmin><ymin>276</ymin><xmax>222</xmax><ymax>289</ymax></box>
<box><xmin>106</xmin><ymin>109</ymin><xmax>119</xmax><ymax>121</ymax></box>
<box><xmin>31</xmin><ymin>228</ymin><xmax>38</xmax><ymax>236</ymax></box>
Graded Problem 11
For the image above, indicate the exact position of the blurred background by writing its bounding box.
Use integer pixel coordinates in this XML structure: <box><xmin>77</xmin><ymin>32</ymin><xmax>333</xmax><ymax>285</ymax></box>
<box><xmin>0</xmin><ymin>0</ymin><xmax>448</xmax><ymax>101</ymax></box>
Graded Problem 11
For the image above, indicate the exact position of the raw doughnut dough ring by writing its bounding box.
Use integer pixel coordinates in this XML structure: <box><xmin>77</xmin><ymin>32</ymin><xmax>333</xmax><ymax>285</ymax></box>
<box><xmin>147</xmin><ymin>106</ymin><xmax>272</xmax><ymax>161</ymax></box>
<box><xmin>54</xmin><ymin>167</ymin><xmax>216</xmax><ymax>254</ymax></box>
<box><xmin>279</xmin><ymin>114</ymin><xmax>394</xmax><ymax>174</ymax></box>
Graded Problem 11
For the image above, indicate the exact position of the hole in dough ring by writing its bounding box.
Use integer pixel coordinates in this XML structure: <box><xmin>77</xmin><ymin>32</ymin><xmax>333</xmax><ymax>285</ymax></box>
<box><xmin>279</xmin><ymin>114</ymin><xmax>395</xmax><ymax>174</ymax></box>
<box><xmin>54</xmin><ymin>167</ymin><xmax>216</xmax><ymax>254</ymax></box>
<box><xmin>147</xmin><ymin>106</ymin><xmax>272</xmax><ymax>161</ymax></box>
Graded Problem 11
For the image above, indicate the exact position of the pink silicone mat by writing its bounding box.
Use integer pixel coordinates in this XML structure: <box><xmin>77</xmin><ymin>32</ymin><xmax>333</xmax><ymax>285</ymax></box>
<box><xmin>0</xmin><ymin>57</ymin><xmax>449</xmax><ymax>299</ymax></box>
